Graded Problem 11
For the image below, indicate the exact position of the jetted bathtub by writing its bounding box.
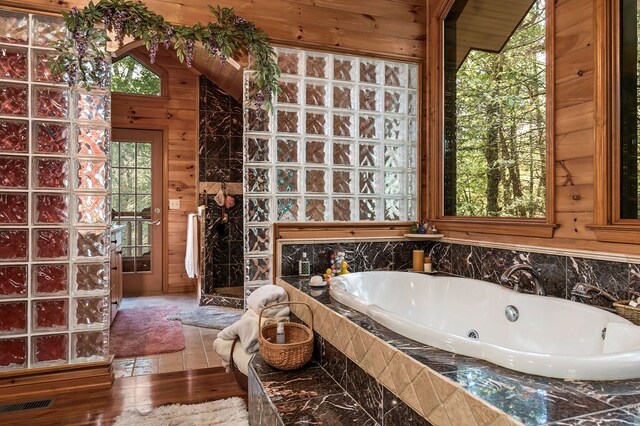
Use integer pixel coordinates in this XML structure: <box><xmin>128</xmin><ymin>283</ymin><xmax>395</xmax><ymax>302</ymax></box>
<box><xmin>329</xmin><ymin>271</ymin><xmax>640</xmax><ymax>380</ymax></box>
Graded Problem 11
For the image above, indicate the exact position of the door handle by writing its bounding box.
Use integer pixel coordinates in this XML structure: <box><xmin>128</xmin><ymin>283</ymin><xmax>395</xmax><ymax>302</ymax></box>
<box><xmin>152</xmin><ymin>220</ymin><xmax>161</xmax><ymax>226</ymax></box>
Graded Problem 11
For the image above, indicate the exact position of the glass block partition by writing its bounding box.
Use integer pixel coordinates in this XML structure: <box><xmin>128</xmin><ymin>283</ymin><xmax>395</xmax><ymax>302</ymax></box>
<box><xmin>243</xmin><ymin>47</ymin><xmax>418</xmax><ymax>284</ymax></box>
<box><xmin>0</xmin><ymin>11</ymin><xmax>111</xmax><ymax>370</ymax></box>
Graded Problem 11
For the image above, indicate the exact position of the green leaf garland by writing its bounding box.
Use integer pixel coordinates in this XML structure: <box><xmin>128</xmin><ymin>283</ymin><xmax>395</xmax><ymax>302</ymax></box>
<box><xmin>50</xmin><ymin>0</ymin><xmax>280</xmax><ymax>109</ymax></box>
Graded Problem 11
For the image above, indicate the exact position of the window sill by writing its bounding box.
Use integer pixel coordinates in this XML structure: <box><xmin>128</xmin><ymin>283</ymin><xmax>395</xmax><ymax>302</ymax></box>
<box><xmin>432</xmin><ymin>218</ymin><xmax>558</xmax><ymax>238</ymax></box>
<box><xmin>586</xmin><ymin>224</ymin><xmax>640</xmax><ymax>244</ymax></box>
<box><xmin>273</xmin><ymin>222</ymin><xmax>413</xmax><ymax>240</ymax></box>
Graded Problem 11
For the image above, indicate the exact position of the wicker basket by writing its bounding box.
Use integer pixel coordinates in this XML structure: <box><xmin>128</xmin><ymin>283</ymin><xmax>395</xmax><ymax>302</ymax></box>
<box><xmin>229</xmin><ymin>337</ymin><xmax>248</xmax><ymax>391</ymax></box>
<box><xmin>613</xmin><ymin>300</ymin><xmax>640</xmax><ymax>326</ymax></box>
<box><xmin>258</xmin><ymin>301</ymin><xmax>314</xmax><ymax>371</ymax></box>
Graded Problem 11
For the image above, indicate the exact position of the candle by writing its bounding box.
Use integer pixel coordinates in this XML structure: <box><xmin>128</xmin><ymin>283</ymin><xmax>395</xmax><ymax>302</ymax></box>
<box><xmin>412</xmin><ymin>250</ymin><xmax>424</xmax><ymax>272</ymax></box>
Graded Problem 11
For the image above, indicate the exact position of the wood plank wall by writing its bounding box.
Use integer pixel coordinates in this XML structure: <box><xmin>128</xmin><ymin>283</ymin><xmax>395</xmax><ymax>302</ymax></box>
<box><xmin>112</xmin><ymin>47</ymin><xmax>199</xmax><ymax>293</ymax></box>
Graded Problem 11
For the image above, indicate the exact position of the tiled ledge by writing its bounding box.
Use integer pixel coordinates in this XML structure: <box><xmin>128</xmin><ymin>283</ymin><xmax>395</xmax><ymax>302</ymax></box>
<box><xmin>276</xmin><ymin>276</ymin><xmax>640</xmax><ymax>425</ymax></box>
<box><xmin>276</xmin><ymin>277</ymin><xmax>518</xmax><ymax>426</ymax></box>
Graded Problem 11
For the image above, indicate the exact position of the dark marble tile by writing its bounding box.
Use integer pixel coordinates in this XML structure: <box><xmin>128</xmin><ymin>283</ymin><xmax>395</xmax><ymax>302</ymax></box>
<box><xmin>352</xmin><ymin>242</ymin><xmax>394</xmax><ymax>272</ymax></box>
<box><xmin>392</xmin><ymin>241</ymin><xmax>427</xmax><ymax>271</ymax></box>
<box><xmin>229</xmin><ymin>263</ymin><xmax>245</xmax><ymax>286</ymax></box>
<box><xmin>211</xmin><ymin>240</ymin><xmax>230</xmax><ymax>264</ymax></box>
<box><xmin>248</xmin><ymin>364</ymin><xmax>283</xmax><ymax>426</ymax></box>
<box><xmin>199</xmin><ymin>110</ymin><xmax>207</xmax><ymax>135</ymax></box>
<box><xmin>261</xmin><ymin>367</ymin><xmax>344</xmax><ymax>404</ymax></box>
<box><xmin>281</xmin><ymin>244</ymin><xmax>313</xmax><ymax>276</ymax></box>
<box><xmin>450</xmin><ymin>244</ymin><xmax>482</xmax><ymax>279</ymax></box>
<box><xmin>346</xmin><ymin>357</ymin><xmax>382</xmax><ymax>422</ymax></box>
<box><xmin>569</xmin><ymin>379</ymin><xmax>640</xmax><ymax>408</ymax></box>
<box><xmin>229</xmin><ymin>158</ymin><xmax>243</xmax><ymax>182</ymax></box>
<box><xmin>230</xmin><ymin>136</ymin><xmax>243</xmax><ymax>160</ymax></box>
<box><xmin>210</xmin><ymin>263</ymin><xmax>230</xmax><ymax>287</ymax></box>
<box><xmin>208</xmin><ymin>111</ymin><xmax>232</xmax><ymax>136</ymax></box>
<box><xmin>230</xmin><ymin>113</ymin><xmax>243</xmax><ymax>137</ymax></box>
<box><xmin>567</xmin><ymin>257</ymin><xmax>629</xmax><ymax>307</ymax></box>
<box><xmin>546</xmin><ymin>408</ymin><xmax>640</xmax><ymax>425</ymax></box>
<box><xmin>229</xmin><ymin>240</ymin><xmax>244</xmax><ymax>264</ymax></box>
<box><xmin>382</xmin><ymin>386</ymin><xmax>432</xmax><ymax>426</ymax></box>
<box><xmin>527</xmin><ymin>252</ymin><xmax>568</xmax><ymax>298</ymax></box>
<box><xmin>205</xmin><ymin>158</ymin><xmax>230</xmax><ymax>182</ymax></box>
<box><xmin>629</xmin><ymin>264</ymin><xmax>640</xmax><ymax>293</ymax></box>
<box><xmin>426</xmin><ymin>241</ymin><xmax>452</xmax><ymax>273</ymax></box>
<box><xmin>200</xmin><ymin>294</ymin><xmax>244</xmax><ymax>309</ymax></box>
<box><xmin>442</xmin><ymin>367</ymin><xmax>613</xmax><ymax>425</ymax></box>
<box><xmin>206</xmin><ymin>135</ymin><xmax>229</xmax><ymax>159</ymax></box>
<box><xmin>275</xmin><ymin>392</ymin><xmax>378</xmax><ymax>425</ymax></box>
<box><xmin>481</xmin><ymin>247</ymin><xmax>528</xmax><ymax>285</ymax></box>
<box><xmin>312</xmin><ymin>332</ymin><xmax>323</xmax><ymax>363</ymax></box>
<box><xmin>230</xmin><ymin>96</ymin><xmax>242</xmax><ymax>114</ymax></box>
<box><xmin>206</xmin><ymin>83</ymin><xmax>232</xmax><ymax>113</ymax></box>
<box><xmin>320</xmin><ymin>338</ymin><xmax>348</xmax><ymax>389</ymax></box>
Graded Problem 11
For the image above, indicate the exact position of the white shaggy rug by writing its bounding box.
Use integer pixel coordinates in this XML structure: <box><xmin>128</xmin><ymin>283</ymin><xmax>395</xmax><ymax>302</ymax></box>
<box><xmin>114</xmin><ymin>397</ymin><xmax>249</xmax><ymax>426</ymax></box>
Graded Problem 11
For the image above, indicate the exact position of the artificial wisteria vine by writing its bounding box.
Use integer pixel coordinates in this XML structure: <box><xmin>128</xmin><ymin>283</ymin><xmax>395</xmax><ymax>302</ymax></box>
<box><xmin>50</xmin><ymin>0</ymin><xmax>280</xmax><ymax>108</ymax></box>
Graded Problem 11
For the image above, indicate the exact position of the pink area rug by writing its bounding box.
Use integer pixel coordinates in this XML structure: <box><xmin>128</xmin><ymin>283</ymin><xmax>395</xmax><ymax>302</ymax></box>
<box><xmin>110</xmin><ymin>306</ymin><xmax>185</xmax><ymax>358</ymax></box>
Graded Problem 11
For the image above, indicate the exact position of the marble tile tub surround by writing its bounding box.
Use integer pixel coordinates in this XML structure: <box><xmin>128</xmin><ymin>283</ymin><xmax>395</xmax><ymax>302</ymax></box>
<box><xmin>248</xmin><ymin>357</ymin><xmax>382</xmax><ymax>425</ymax></box>
<box><xmin>278</xmin><ymin>239</ymin><xmax>640</xmax><ymax>306</ymax></box>
<box><xmin>277</xmin><ymin>277</ymin><xmax>640</xmax><ymax>425</ymax></box>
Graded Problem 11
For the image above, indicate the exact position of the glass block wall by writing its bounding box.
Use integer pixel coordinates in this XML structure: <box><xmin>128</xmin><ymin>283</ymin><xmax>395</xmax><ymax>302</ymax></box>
<box><xmin>243</xmin><ymin>47</ymin><xmax>419</xmax><ymax>285</ymax></box>
<box><xmin>0</xmin><ymin>11</ymin><xmax>111</xmax><ymax>370</ymax></box>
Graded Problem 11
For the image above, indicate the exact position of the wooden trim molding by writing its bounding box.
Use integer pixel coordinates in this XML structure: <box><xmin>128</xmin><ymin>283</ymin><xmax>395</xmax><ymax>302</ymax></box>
<box><xmin>426</xmin><ymin>0</ymin><xmax>558</xmax><ymax>238</ymax></box>
<box><xmin>432</xmin><ymin>218</ymin><xmax>558</xmax><ymax>238</ymax></box>
<box><xmin>273</xmin><ymin>222</ymin><xmax>413</xmax><ymax>240</ymax></box>
<box><xmin>586</xmin><ymin>224</ymin><xmax>640</xmax><ymax>244</ymax></box>
<box><xmin>0</xmin><ymin>356</ymin><xmax>114</xmax><ymax>402</ymax></box>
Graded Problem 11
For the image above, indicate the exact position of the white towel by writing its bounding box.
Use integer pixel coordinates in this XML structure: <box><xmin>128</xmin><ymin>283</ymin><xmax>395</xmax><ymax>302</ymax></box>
<box><xmin>218</xmin><ymin>316</ymin><xmax>260</xmax><ymax>354</ymax></box>
<box><xmin>213</xmin><ymin>338</ymin><xmax>253</xmax><ymax>375</ymax></box>
<box><xmin>185</xmin><ymin>213</ymin><xmax>199</xmax><ymax>279</ymax></box>
<box><xmin>247</xmin><ymin>285</ymin><xmax>290</xmax><ymax>318</ymax></box>
<box><xmin>243</xmin><ymin>308</ymin><xmax>289</xmax><ymax>326</ymax></box>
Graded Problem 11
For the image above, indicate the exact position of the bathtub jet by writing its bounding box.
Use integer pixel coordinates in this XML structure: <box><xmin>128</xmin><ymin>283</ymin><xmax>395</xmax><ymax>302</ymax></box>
<box><xmin>329</xmin><ymin>271</ymin><xmax>640</xmax><ymax>381</ymax></box>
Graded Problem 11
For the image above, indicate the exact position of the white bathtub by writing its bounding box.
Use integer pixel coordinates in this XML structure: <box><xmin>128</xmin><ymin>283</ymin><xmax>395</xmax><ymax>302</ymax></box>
<box><xmin>329</xmin><ymin>271</ymin><xmax>640</xmax><ymax>380</ymax></box>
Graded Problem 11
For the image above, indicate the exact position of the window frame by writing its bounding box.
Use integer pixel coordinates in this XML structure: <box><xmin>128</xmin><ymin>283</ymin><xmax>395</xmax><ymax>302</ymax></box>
<box><xmin>589</xmin><ymin>0</ymin><xmax>640</xmax><ymax>243</ymax></box>
<box><xmin>425</xmin><ymin>0</ymin><xmax>557</xmax><ymax>238</ymax></box>
<box><xmin>111</xmin><ymin>50</ymin><xmax>168</xmax><ymax>98</ymax></box>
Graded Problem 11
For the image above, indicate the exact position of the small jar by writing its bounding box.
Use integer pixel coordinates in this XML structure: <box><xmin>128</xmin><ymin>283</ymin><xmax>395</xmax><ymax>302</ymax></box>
<box><xmin>424</xmin><ymin>256</ymin><xmax>432</xmax><ymax>272</ymax></box>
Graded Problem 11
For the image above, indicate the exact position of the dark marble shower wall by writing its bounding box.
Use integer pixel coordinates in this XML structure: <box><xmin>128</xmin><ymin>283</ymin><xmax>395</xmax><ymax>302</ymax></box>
<box><xmin>198</xmin><ymin>76</ymin><xmax>244</xmax><ymax>293</ymax></box>
<box><xmin>198</xmin><ymin>76</ymin><xmax>242</xmax><ymax>183</ymax></box>
<box><xmin>279</xmin><ymin>240</ymin><xmax>640</xmax><ymax>307</ymax></box>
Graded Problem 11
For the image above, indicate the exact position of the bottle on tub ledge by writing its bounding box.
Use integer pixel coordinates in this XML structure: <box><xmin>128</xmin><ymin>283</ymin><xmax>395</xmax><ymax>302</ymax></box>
<box><xmin>299</xmin><ymin>252</ymin><xmax>311</xmax><ymax>277</ymax></box>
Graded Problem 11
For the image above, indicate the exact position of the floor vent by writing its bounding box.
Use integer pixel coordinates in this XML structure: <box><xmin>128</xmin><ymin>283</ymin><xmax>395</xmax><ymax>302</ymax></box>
<box><xmin>0</xmin><ymin>399</ymin><xmax>54</xmax><ymax>414</ymax></box>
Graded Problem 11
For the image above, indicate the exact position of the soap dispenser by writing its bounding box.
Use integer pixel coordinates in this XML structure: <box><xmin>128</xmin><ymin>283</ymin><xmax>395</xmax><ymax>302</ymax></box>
<box><xmin>299</xmin><ymin>252</ymin><xmax>311</xmax><ymax>277</ymax></box>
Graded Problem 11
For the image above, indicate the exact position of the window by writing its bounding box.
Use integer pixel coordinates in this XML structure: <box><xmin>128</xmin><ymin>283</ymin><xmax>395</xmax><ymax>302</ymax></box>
<box><xmin>111</xmin><ymin>54</ymin><xmax>162</xmax><ymax>96</ymax></box>
<box><xmin>443</xmin><ymin>0</ymin><xmax>547</xmax><ymax>218</ymax></box>
<box><xmin>619</xmin><ymin>0</ymin><xmax>640</xmax><ymax>219</ymax></box>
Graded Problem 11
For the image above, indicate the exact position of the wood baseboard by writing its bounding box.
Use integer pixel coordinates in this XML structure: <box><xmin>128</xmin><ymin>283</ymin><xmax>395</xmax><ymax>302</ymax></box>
<box><xmin>0</xmin><ymin>356</ymin><xmax>114</xmax><ymax>402</ymax></box>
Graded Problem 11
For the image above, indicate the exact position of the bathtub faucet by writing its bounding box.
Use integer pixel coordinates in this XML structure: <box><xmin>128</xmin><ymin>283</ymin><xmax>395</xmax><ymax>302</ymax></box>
<box><xmin>570</xmin><ymin>283</ymin><xmax>617</xmax><ymax>303</ymax></box>
<box><xmin>500</xmin><ymin>264</ymin><xmax>546</xmax><ymax>296</ymax></box>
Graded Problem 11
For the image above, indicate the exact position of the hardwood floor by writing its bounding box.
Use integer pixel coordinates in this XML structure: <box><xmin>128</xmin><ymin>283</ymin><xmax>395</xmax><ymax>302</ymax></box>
<box><xmin>0</xmin><ymin>367</ymin><xmax>247</xmax><ymax>426</ymax></box>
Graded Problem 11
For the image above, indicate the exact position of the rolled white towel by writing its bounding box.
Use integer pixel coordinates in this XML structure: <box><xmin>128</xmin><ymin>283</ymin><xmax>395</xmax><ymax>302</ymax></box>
<box><xmin>247</xmin><ymin>285</ymin><xmax>290</xmax><ymax>318</ymax></box>
<box><xmin>217</xmin><ymin>316</ymin><xmax>260</xmax><ymax>353</ymax></box>
<box><xmin>213</xmin><ymin>338</ymin><xmax>252</xmax><ymax>375</ymax></box>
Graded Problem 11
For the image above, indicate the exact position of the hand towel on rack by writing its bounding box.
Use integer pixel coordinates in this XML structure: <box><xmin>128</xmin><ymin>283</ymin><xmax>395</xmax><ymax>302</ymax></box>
<box><xmin>185</xmin><ymin>213</ymin><xmax>199</xmax><ymax>279</ymax></box>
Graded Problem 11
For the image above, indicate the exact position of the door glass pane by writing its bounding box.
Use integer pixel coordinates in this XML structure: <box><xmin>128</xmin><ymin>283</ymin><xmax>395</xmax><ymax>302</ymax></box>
<box><xmin>111</xmin><ymin>139</ymin><xmax>155</xmax><ymax>274</ymax></box>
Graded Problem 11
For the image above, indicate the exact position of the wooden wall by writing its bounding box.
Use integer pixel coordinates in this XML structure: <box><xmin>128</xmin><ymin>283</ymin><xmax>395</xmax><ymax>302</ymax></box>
<box><xmin>112</xmin><ymin>47</ymin><xmax>199</xmax><ymax>293</ymax></box>
<box><xmin>0</xmin><ymin>0</ymin><xmax>425</xmax><ymax>60</ymax></box>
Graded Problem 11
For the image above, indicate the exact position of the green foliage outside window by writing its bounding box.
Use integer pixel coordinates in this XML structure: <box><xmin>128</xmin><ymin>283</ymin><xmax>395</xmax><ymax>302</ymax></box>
<box><xmin>111</xmin><ymin>55</ymin><xmax>161</xmax><ymax>96</ymax></box>
<box><xmin>445</xmin><ymin>0</ymin><xmax>547</xmax><ymax>218</ymax></box>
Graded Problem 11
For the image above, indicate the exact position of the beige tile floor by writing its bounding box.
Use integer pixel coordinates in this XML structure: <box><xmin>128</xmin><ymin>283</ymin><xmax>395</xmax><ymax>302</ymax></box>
<box><xmin>112</xmin><ymin>294</ymin><xmax>225</xmax><ymax>378</ymax></box>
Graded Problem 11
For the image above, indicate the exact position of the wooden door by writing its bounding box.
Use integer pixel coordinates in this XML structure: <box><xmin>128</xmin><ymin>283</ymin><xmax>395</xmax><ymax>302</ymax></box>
<box><xmin>111</xmin><ymin>128</ymin><xmax>164</xmax><ymax>295</ymax></box>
